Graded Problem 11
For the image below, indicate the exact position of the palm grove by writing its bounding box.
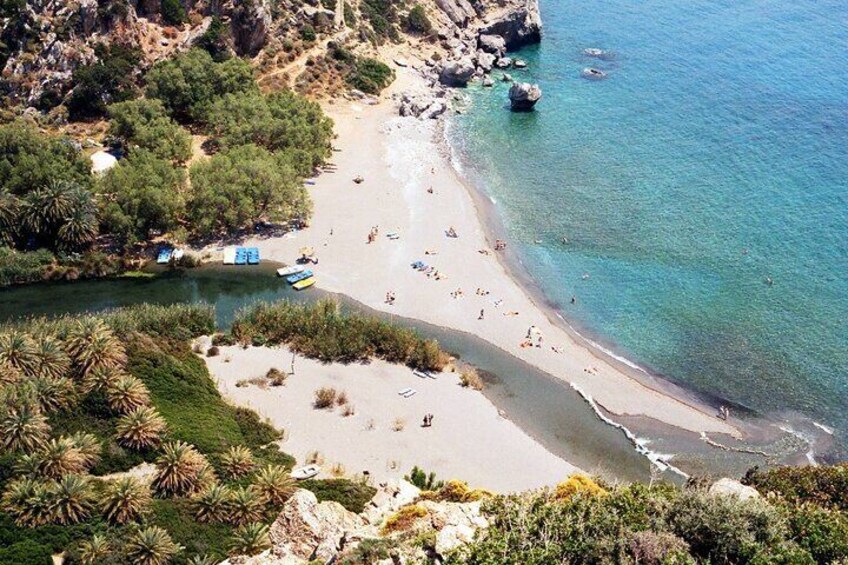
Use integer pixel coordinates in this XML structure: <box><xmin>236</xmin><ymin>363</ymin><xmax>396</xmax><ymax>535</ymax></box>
<box><xmin>0</xmin><ymin>48</ymin><xmax>333</xmax><ymax>280</ymax></box>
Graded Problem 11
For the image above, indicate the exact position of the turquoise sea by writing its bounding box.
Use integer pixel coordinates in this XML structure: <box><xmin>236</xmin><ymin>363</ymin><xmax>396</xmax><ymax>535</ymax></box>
<box><xmin>449</xmin><ymin>0</ymin><xmax>848</xmax><ymax>456</ymax></box>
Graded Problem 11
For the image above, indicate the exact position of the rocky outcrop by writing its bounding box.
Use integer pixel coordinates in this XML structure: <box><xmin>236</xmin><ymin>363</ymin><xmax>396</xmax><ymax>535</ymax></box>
<box><xmin>709</xmin><ymin>478</ymin><xmax>761</xmax><ymax>502</ymax></box>
<box><xmin>399</xmin><ymin>93</ymin><xmax>448</xmax><ymax>119</ymax></box>
<box><xmin>435</xmin><ymin>0</ymin><xmax>477</xmax><ymax>26</ymax></box>
<box><xmin>439</xmin><ymin>58</ymin><xmax>476</xmax><ymax>86</ymax></box>
<box><xmin>231</xmin><ymin>0</ymin><xmax>273</xmax><ymax>56</ymax></box>
<box><xmin>418</xmin><ymin>500</ymin><xmax>490</xmax><ymax>555</ymax></box>
<box><xmin>476</xmin><ymin>52</ymin><xmax>496</xmax><ymax>72</ymax></box>
<box><xmin>267</xmin><ymin>489</ymin><xmax>376</xmax><ymax>562</ymax></box>
<box><xmin>508</xmin><ymin>81</ymin><xmax>541</xmax><ymax>111</ymax></box>
<box><xmin>478</xmin><ymin>33</ymin><xmax>506</xmax><ymax>56</ymax></box>
<box><xmin>479</xmin><ymin>0</ymin><xmax>542</xmax><ymax>51</ymax></box>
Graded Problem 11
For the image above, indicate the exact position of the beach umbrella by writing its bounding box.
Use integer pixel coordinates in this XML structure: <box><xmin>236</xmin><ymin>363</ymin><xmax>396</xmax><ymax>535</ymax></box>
<box><xmin>299</xmin><ymin>246</ymin><xmax>314</xmax><ymax>258</ymax></box>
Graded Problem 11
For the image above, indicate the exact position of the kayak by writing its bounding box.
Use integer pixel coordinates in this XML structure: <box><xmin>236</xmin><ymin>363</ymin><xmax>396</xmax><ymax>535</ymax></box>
<box><xmin>277</xmin><ymin>265</ymin><xmax>305</xmax><ymax>277</ymax></box>
<box><xmin>286</xmin><ymin>270</ymin><xmax>313</xmax><ymax>284</ymax></box>
<box><xmin>292</xmin><ymin>277</ymin><xmax>316</xmax><ymax>290</ymax></box>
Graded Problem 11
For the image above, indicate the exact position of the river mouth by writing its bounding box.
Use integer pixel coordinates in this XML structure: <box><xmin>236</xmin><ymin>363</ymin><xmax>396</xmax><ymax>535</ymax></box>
<box><xmin>0</xmin><ymin>264</ymin><xmax>812</xmax><ymax>481</ymax></box>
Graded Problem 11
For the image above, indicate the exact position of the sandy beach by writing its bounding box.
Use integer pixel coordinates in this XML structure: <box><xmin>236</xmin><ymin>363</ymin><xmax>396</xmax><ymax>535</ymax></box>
<box><xmin>241</xmin><ymin>59</ymin><xmax>740</xmax><ymax>448</ymax></box>
<box><xmin>205</xmin><ymin>344</ymin><xmax>579</xmax><ymax>492</ymax></box>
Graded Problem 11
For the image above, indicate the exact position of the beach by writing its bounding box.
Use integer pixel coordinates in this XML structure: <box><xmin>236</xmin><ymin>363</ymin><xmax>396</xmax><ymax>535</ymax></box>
<box><xmin>205</xmin><ymin>344</ymin><xmax>580</xmax><ymax>491</ymax></box>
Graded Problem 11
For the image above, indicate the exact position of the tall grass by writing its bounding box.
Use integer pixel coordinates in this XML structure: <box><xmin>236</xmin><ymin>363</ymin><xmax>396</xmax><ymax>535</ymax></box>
<box><xmin>230</xmin><ymin>299</ymin><xmax>448</xmax><ymax>371</ymax></box>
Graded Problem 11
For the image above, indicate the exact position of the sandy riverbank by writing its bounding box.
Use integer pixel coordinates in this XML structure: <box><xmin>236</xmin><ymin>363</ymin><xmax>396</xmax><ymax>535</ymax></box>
<box><xmin>205</xmin><ymin>344</ymin><xmax>579</xmax><ymax>492</ymax></box>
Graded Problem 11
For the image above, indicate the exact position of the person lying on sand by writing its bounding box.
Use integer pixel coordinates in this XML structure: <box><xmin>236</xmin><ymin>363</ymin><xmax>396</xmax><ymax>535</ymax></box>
<box><xmin>504</xmin><ymin>311</ymin><xmax>519</xmax><ymax>317</ymax></box>
<box><xmin>425</xmin><ymin>249</ymin><xmax>438</xmax><ymax>255</ymax></box>
<box><xmin>478</xmin><ymin>249</ymin><xmax>490</xmax><ymax>255</ymax></box>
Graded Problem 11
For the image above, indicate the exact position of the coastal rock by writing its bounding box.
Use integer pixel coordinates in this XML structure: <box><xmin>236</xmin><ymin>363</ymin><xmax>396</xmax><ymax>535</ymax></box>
<box><xmin>476</xmin><ymin>52</ymin><xmax>496</xmax><ymax>72</ymax></box>
<box><xmin>478</xmin><ymin>33</ymin><xmax>507</xmax><ymax>56</ymax></box>
<box><xmin>231</xmin><ymin>0</ymin><xmax>273</xmax><ymax>56</ymax></box>
<box><xmin>508</xmin><ymin>81</ymin><xmax>541</xmax><ymax>111</ymax></box>
<box><xmin>268</xmin><ymin>489</ymin><xmax>375</xmax><ymax>562</ymax></box>
<box><xmin>362</xmin><ymin>480</ymin><xmax>422</xmax><ymax>525</ymax></box>
<box><xmin>495</xmin><ymin>56</ymin><xmax>513</xmax><ymax>68</ymax></box>
<box><xmin>709</xmin><ymin>478</ymin><xmax>761</xmax><ymax>502</ymax></box>
<box><xmin>478</xmin><ymin>0</ymin><xmax>542</xmax><ymax>51</ymax></box>
<box><xmin>482</xmin><ymin>76</ymin><xmax>494</xmax><ymax>87</ymax></box>
<box><xmin>418</xmin><ymin>500</ymin><xmax>489</xmax><ymax>555</ymax></box>
<box><xmin>581</xmin><ymin>67</ymin><xmax>607</xmax><ymax>80</ymax></box>
<box><xmin>501</xmin><ymin>72</ymin><xmax>513</xmax><ymax>82</ymax></box>
<box><xmin>439</xmin><ymin>58</ymin><xmax>476</xmax><ymax>86</ymax></box>
<box><xmin>513</xmin><ymin>58</ymin><xmax>527</xmax><ymax>68</ymax></box>
<box><xmin>435</xmin><ymin>0</ymin><xmax>477</xmax><ymax>26</ymax></box>
<box><xmin>398</xmin><ymin>93</ymin><xmax>448</xmax><ymax>119</ymax></box>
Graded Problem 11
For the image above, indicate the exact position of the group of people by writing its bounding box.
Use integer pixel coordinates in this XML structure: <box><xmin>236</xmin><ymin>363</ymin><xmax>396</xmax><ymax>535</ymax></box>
<box><xmin>422</xmin><ymin>413</ymin><xmax>435</xmax><ymax>427</ymax></box>
<box><xmin>494</xmin><ymin>239</ymin><xmax>507</xmax><ymax>251</ymax></box>
<box><xmin>446</xmin><ymin>227</ymin><xmax>459</xmax><ymax>238</ymax></box>
<box><xmin>384</xmin><ymin>291</ymin><xmax>396</xmax><ymax>305</ymax></box>
<box><xmin>475</xmin><ymin>288</ymin><xmax>490</xmax><ymax>296</ymax></box>
<box><xmin>366</xmin><ymin>226</ymin><xmax>380</xmax><ymax>244</ymax></box>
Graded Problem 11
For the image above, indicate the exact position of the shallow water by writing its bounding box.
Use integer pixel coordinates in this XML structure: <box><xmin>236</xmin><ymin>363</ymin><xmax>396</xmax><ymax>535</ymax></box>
<box><xmin>449</xmin><ymin>0</ymin><xmax>848</xmax><ymax>455</ymax></box>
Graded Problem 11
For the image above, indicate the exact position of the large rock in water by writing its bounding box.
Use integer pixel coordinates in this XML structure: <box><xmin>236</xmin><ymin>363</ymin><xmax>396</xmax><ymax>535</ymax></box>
<box><xmin>508</xmin><ymin>82</ymin><xmax>542</xmax><ymax>111</ymax></box>
<box><xmin>478</xmin><ymin>33</ymin><xmax>507</xmax><ymax>57</ymax></box>
<box><xmin>231</xmin><ymin>0</ymin><xmax>273</xmax><ymax>56</ymax></box>
<box><xmin>479</xmin><ymin>0</ymin><xmax>542</xmax><ymax>51</ymax></box>
<box><xmin>439</xmin><ymin>58</ymin><xmax>476</xmax><ymax>86</ymax></box>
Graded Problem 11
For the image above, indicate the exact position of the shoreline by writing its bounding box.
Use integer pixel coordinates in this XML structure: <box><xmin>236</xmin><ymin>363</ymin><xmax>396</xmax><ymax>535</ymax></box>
<box><xmin>242</xmin><ymin>60</ymin><xmax>813</xmax><ymax>478</ymax></box>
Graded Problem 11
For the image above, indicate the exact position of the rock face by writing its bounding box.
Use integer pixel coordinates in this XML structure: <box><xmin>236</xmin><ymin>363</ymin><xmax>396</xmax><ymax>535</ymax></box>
<box><xmin>398</xmin><ymin>92</ymin><xmax>448</xmax><ymax>119</ymax></box>
<box><xmin>479</xmin><ymin>0</ymin><xmax>542</xmax><ymax>51</ymax></box>
<box><xmin>478</xmin><ymin>33</ymin><xmax>507</xmax><ymax>56</ymax></box>
<box><xmin>476</xmin><ymin>52</ymin><xmax>496</xmax><ymax>72</ymax></box>
<box><xmin>508</xmin><ymin>81</ymin><xmax>541</xmax><ymax>111</ymax></box>
<box><xmin>439</xmin><ymin>58</ymin><xmax>476</xmax><ymax>86</ymax></box>
<box><xmin>435</xmin><ymin>0</ymin><xmax>477</xmax><ymax>26</ymax></box>
<box><xmin>231</xmin><ymin>0</ymin><xmax>273</xmax><ymax>56</ymax></box>
<box><xmin>709</xmin><ymin>478</ymin><xmax>761</xmax><ymax>502</ymax></box>
<box><xmin>267</xmin><ymin>489</ymin><xmax>375</xmax><ymax>562</ymax></box>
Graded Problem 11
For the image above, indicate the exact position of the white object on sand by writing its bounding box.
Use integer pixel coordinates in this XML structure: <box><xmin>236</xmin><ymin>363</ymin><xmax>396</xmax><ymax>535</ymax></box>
<box><xmin>223</xmin><ymin>247</ymin><xmax>237</xmax><ymax>265</ymax></box>
<box><xmin>290</xmin><ymin>464</ymin><xmax>320</xmax><ymax>480</ymax></box>
<box><xmin>398</xmin><ymin>388</ymin><xmax>413</xmax><ymax>396</ymax></box>
<box><xmin>90</xmin><ymin>151</ymin><xmax>117</xmax><ymax>174</ymax></box>
<box><xmin>277</xmin><ymin>265</ymin><xmax>305</xmax><ymax>277</ymax></box>
<box><xmin>402</xmin><ymin>389</ymin><xmax>418</xmax><ymax>398</ymax></box>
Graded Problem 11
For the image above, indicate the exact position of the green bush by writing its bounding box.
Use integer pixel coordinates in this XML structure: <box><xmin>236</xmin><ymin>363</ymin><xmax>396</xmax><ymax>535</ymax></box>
<box><xmin>67</xmin><ymin>44</ymin><xmax>141</xmax><ymax>120</ymax></box>
<box><xmin>300</xmin><ymin>25</ymin><xmax>317</xmax><ymax>41</ymax></box>
<box><xmin>405</xmin><ymin>5</ymin><xmax>432</xmax><ymax>34</ymax></box>
<box><xmin>299</xmin><ymin>479</ymin><xmax>377</xmax><ymax>514</ymax></box>
<box><xmin>346</xmin><ymin>58</ymin><xmax>395</xmax><ymax>94</ymax></box>
<box><xmin>744</xmin><ymin>464</ymin><xmax>848</xmax><ymax>510</ymax></box>
<box><xmin>149</xmin><ymin>498</ymin><xmax>232</xmax><ymax>560</ymax></box>
<box><xmin>160</xmin><ymin>0</ymin><xmax>186</xmax><ymax>25</ymax></box>
<box><xmin>0</xmin><ymin>247</ymin><xmax>54</xmax><ymax>286</ymax></box>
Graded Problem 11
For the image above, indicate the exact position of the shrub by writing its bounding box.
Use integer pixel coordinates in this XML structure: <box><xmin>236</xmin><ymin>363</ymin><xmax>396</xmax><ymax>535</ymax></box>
<box><xmin>161</xmin><ymin>0</ymin><xmax>186</xmax><ymax>25</ymax></box>
<box><xmin>421</xmin><ymin>479</ymin><xmax>492</xmax><ymax>503</ymax></box>
<box><xmin>300</xmin><ymin>25</ymin><xmax>317</xmax><ymax>41</ymax></box>
<box><xmin>196</xmin><ymin>16</ymin><xmax>230</xmax><ymax>61</ymax></box>
<box><xmin>743</xmin><ymin>464</ymin><xmax>848</xmax><ymax>510</ymax></box>
<box><xmin>459</xmin><ymin>367</ymin><xmax>483</xmax><ymax>390</ymax></box>
<box><xmin>314</xmin><ymin>387</ymin><xmax>338</xmax><ymax>409</ymax></box>
<box><xmin>554</xmin><ymin>474</ymin><xmax>608</xmax><ymax>500</ymax></box>
<box><xmin>266</xmin><ymin>368</ymin><xmax>286</xmax><ymax>386</ymax></box>
<box><xmin>405</xmin><ymin>466</ymin><xmax>443</xmax><ymax>491</ymax></box>
<box><xmin>106</xmin><ymin>99</ymin><xmax>192</xmax><ymax>163</ymax></box>
<box><xmin>299</xmin><ymin>479</ymin><xmax>377</xmax><ymax>514</ymax></box>
<box><xmin>67</xmin><ymin>44</ymin><xmax>141</xmax><ymax>120</ymax></box>
<box><xmin>346</xmin><ymin>58</ymin><xmax>394</xmax><ymax>94</ymax></box>
<box><xmin>405</xmin><ymin>5</ymin><xmax>432</xmax><ymax>34</ymax></box>
<box><xmin>206</xmin><ymin>346</ymin><xmax>220</xmax><ymax>357</ymax></box>
<box><xmin>391</xmin><ymin>417</ymin><xmax>405</xmax><ymax>431</ymax></box>
<box><xmin>382</xmin><ymin>504</ymin><xmax>428</xmax><ymax>534</ymax></box>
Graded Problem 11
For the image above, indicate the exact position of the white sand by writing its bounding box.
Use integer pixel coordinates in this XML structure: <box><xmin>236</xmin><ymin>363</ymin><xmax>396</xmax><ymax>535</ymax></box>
<box><xmin>242</xmin><ymin>61</ymin><xmax>739</xmax><ymax>443</ymax></box>
<box><xmin>205</xmin><ymin>345</ymin><xmax>579</xmax><ymax>492</ymax></box>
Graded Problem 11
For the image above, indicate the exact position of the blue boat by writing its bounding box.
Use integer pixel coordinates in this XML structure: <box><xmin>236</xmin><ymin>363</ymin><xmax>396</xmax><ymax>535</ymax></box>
<box><xmin>157</xmin><ymin>248</ymin><xmax>173</xmax><ymax>264</ymax></box>
<box><xmin>286</xmin><ymin>270</ymin><xmax>313</xmax><ymax>284</ymax></box>
<box><xmin>234</xmin><ymin>247</ymin><xmax>248</xmax><ymax>265</ymax></box>
<box><xmin>247</xmin><ymin>247</ymin><xmax>260</xmax><ymax>264</ymax></box>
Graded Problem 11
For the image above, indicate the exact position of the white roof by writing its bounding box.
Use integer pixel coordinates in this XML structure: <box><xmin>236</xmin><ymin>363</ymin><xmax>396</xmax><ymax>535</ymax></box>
<box><xmin>90</xmin><ymin>151</ymin><xmax>118</xmax><ymax>174</ymax></box>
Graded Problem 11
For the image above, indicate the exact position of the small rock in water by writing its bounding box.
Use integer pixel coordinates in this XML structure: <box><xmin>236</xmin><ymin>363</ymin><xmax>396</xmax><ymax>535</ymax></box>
<box><xmin>513</xmin><ymin>59</ymin><xmax>527</xmax><ymax>68</ymax></box>
<box><xmin>581</xmin><ymin>67</ymin><xmax>607</xmax><ymax>80</ymax></box>
<box><xmin>482</xmin><ymin>76</ymin><xmax>494</xmax><ymax>87</ymax></box>
<box><xmin>508</xmin><ymin>82</ymin><xmax>542</xmax><ymax>111</ymax></box>
<box><xmin>495</xmin><ymin>57</ymin><xmax>513</xmax><ymax>69</ymax></box>
<box><xmin>501</xmin><ymin>72</ymin><xmax>513</xmax><ymax>82</ymax></box>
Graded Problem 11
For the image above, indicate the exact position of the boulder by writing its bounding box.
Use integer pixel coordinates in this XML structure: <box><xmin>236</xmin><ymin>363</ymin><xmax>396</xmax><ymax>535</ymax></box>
<box><xmin>398</xmin><ymin>93</ymin><xmax>448</xmax><ymax>119</ymax></box>
<box><xmin>231</xmin><ymin>0</ymin><xmax>273</xmax><ymax>56</ymax></box>
<box><xmin>362</xmin><ymin>480</ymin><xmax>422</xmax><ymax>524</ymax></box>
<box><xmin>476</xmin><ymin>52</ymin><xmax>496</xmax><ymax>72</ymax></box>
<box><xmin>435</xmin><ymin>0</ymin><xmax>476</xmax><ymax>26</ymax></box>
<box><xmin>268</xmin><ymin>489</ymin><xmax>375</xmax><ymax>562</ymax></box>
<box><xmin>495</xmin><ymin>57</ymin><xmax>512</xmax><ymax>68</ymax></box>
<box><xmin>418</xmin><ymin>500</ymin><xmax>489</xmax><ymax>555</ymax></box>
<box><xmin>478</xmin><ymin>33</ymin><xmax>506</xmax><ymax>56</ymax></box>
<box><xmin>78</xmin><ymin>0</ymin><xmax>99</xmax><ymax>35</ymax></box>
<box><xmin>709</xmin><ymin>478</ymin><xmax>761</xmax><ymax>502</ymax></box>
<box><xmin>501</xmin><ymin>72</ymin><xmax>513</xmax><ymax>82</ymax></box>
<box><xmin>478</xmin><ymin>0</ymin><xmax>542</xmax><ymax>51</ymax></box>
<box><xmin>439</xmin><ymin>58</ymin><xmax>476</xmax><ymax>86</ymax></box>
<box><xmin>482</xmin><ymin>76</ymin><xmax>494</xmax><ymax>87</ymax></box>
<box><xmin>508</xmin><ymin>82</ymin><xmax>541</xmax><ymax>111</ymax></box>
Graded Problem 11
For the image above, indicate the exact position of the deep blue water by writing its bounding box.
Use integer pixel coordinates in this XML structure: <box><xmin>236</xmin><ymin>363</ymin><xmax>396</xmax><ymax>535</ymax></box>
<box><xmin>450</xmin><ymin>0</ymin><xmax>848</xmax><ymax>451</ymax></box>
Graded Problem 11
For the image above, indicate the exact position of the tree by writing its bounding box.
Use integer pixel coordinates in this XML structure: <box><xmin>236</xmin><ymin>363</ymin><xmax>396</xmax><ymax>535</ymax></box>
<box><xmin>65</xmin><ymin>319</ymin><xmax>127</xmax><ymax>379</ymax></box>
<box><xmin>102</xmin><ymin>476</ymin><xmax>152</xmax><ymax>525</ymax></box>
<box><xmin>207</xmin><ymin>90</ymin><xmax>334</xmax><ymax>173</ymax></box>
<box><xmin>0</xmin><ymin>121</ymin><xmax>91</xmax><ymax>196</ymax></box>
<box><xmin>229</xmin><ymin>522</ymin><xmax>271</xmax><ymax>556</ymax></box>
<box><xmin>145</xmin><ymin>48</ymin><xmax>256</xmax><ymax>123</ymax></box>
<box><xmin>67</xmin><ymin>43</ymin><xmax>141</xmax><ymax>120</ymax></box>
<box><xmin>17</xmin><ymin>180</ymin><xmax>99</xmax><ymax>251</ymax></box>
<box><xmin>115</xmin><ymin>406</ymin><xmax>167</xmax><ymax>450</ymax></box>
<box><xmin>195</xmin><ymin>16</ymin><xmax>230</xmax><ymax>62</ymax></box>
<box><xmin>106</xmin><ymin>373</ymin><xmax>151</xmax><ymax>414</ymax></box>
<box><xmin>160</xmin><ymin>0</ymin><xmax>186</xmax><ymax>25</ymax></box>
<box><xmin>107</xmin><ymin>99</ymin><xmax>192</xmax><ymax>163</ymax></box>
<box><xmin>0</xmin><ymin>402</ymin><xmax>49</xmax><ymax>453</ymax></box>
<box><xmin>227</xmin><ymin>485</ymin><xmax>266</xmax><ymax>526</ymax></box>
<box><xmin>192</xmin><ymin>483</ymin><xmax>231</xmax><ymax>523</ymax></box>
<box><xmin>0</xmin><ymin>330</ymin><xmax>38</xmax><ymax>376</ymax></box>
<box><xmin>125</xmin><ymin>526</ymin><xmax>182</xmax><ymax>565</ymax></box>
<box><xmin>253</xmin><ymin>464</ymin><xmax>295</xmax><ymax>506</ymax></box>
<box><xmin>219</xmin><ymin>445</ymin><xmax>255</xmax><ymax>480</ymax></box>
<box><xmin>98</xmin><ymin>150</ymin><xmax>186</xmax><ymax>245</ymax></box>
<box><xmin>31</xmin><ymin>333</ymin><xmax>70</xmax><ymax>380</ymax></box>
<box><xmin>188</xmin><ymin>144</ymin><xmax>311</xmax><ymax>237</ymax></box>
<box><xmin>77</xmin><ymin>534</ymin><xmax>111</xmax><ymax>564</ymax></box>
<box><xmin>347</xmin><ymin>57</ymin><xmax>394</xmax><ymax>95</ymax></box>
<box><xmin>152</xmin><ymin>441</ymin><xmax>211</xmax><ymax>497</ymax></box>
<box><xmin>0</xmin><ymin>476</ymin><xmax>53</xmax><ymax>527</ymax></box>
<box><xmin>49</xmin><ymin>474</ymin><xmax>95</xmax><ymax>525</ymax></box>
<box><xmin>31</xmin><ymin>436</ymin><xmax>87</xmax><ymax>479</ymax></box>
<box><xmin>0</xmin><ymin>189</ymin><xmax>19</xmax><ymax>245</ymax></box>
<box><xmin>31</xmin><ymin>375</ymin><xmax>76</xmax><ymax>413</ymax></box>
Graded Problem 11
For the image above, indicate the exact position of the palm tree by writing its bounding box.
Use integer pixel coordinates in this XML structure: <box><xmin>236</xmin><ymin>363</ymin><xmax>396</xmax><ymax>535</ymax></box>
<box><xmin>254</xmin><ymin>464</ymin><xmax>296</xmax><ymax>506</ymax></box>
<box><xmin>228</xmin><ymin>522</ymin><xmax>271</xmax><ymax>557</ymax></box>
<box><xmin>0</xmin><ymin>189</ymin><xmax>20</xmax><ymax>245</ymax></box>
<box><xmin>49</xmin><ymin>474</ymin><xmax>95</xmax><ymax>525</ymax></box>
<box><xmin>193</xmin><ymin>483</ymin><xmax>232</xmax><ymax>523</ymax></box>
<box><xmin>69</xmin><ymin>431</ymin><xmax>101</xmax><ymax>471</ymax></box>
<box><xmin>125</xmin><ymin>526</ymin><xmax>182</xmax><ymax>565</ymax></box>
<box><xmin>23</xmin><ymin>180</ymin><xmax>76</xmax><ymax>234</ymax></box>
<box><xmin>152</xmin><ymin>441</ymin><xmax>209</xmax><ymax>497</ymax></box>
<box><xmin>102</xmin><ymin>476</ymin><xmax>151</xmax><ymax>525</ymax></box>
<box><xmin>57</xmin><ymin>194</ymin><xmax>98</xmax><ymax>251</ymax></box>
<box><xmin>31</xmin><ymin>375</ymin><xmax>77</xmax><ymax>413</ymax></box>
<box><xmin>34</xmin><ymin>436</ymin><xmax>86</xmax><ymax>479</ymax></box>
<box><xmin>0</xmin><ymin>330</ymin><xmax>39</xmax><ymax>377</ymax></box>
<box><xmin>115</xmin><ymin>406</ymin><xmax>167</xmax><ymax>450</ymax></box>
<box><xmin>0</xmin><ymin>359</ymin><xmax>21</xmax><ymax>385</ymax></box>
<box><xmin>65</xmin><ymin>319</ymin><xmax>127</xmax><ymax>379</ymax></box>
<box><xmin>220</xmin><ymin>445</ymin><xmax>256</xmax><ymax>480</ymax></box>
<box><xmin>187</xmin><ymin>556</ymin><xmax>217</xmax><ymax>565</ymax></box>
<box><xmin>1</xmin><ymin>476</ymin><xmax>53</xmax><ymax>527</ymax></box>
<box><xmin>0</xmin><ymin>402</ymin><xmax>50</xmax><ymax>453</ymax></box>
<box><xmin>77</xmin><ymin>533</ymin><xmax>111</xmax><ymax>565</ymax></box>
<box><xmin>31</xmin><ymin>333</ymin><xmax>71</xmax><ymax>380</ymax></box>
<box><xmin>80</xmin><ymin>365</ymin><xmax>124</xmax><ymax>394</ymax></box>
<box><xmin>106</xmin><ymin>374</ymin><xmax>150</xmax><ymax>414</ymax></box>
<box><xmin>227</xmin><ymin>485</ymin><xmax>267</xmax><ymax>526</ymax></box>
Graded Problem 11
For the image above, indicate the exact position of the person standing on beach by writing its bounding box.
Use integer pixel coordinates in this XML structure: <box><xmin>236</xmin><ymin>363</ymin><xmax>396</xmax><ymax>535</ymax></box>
<box><xmin>479</xmin><ymin>309</ymin><xmax>485</xmax><ymax>320</ymax></box>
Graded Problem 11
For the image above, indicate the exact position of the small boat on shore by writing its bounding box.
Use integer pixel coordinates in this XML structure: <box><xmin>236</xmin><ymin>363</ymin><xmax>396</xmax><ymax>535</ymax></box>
<box><xmin>286</xmin><ymin>270</ymin><xmax>313</xmax><ymax>284</ymax></box>
<box><xmin>157</xmin><ymin>248</ymin><xmax>173</xmax><ymax>264</ymax></box>
<box><xmin>223</xmin><ymin>247</ymin><xmax>236</xmax><ymax>265</ymax></box>
<box><xmin>277</xmin><ymin>265</ymin><xmax>305</xmax><ymax>277</ymax></box>
<box><xmin>290</xmin><ymin>464</ymin><xmax>320</xmax><ymax>480</ymax></box>
<box><xmin>292</xmin><ymin>277</ymin><xmax>316</xmax><ymax>290</ymax></box>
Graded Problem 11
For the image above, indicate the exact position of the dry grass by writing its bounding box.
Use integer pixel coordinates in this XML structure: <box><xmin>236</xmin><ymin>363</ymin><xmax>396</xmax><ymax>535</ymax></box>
<box><xmin>236</xmin><ymin>376</ymin><xmax>269</xmax><ymax>389</ymax></box>
<box><xmin>392</xmin><ymin>417</ymin><xmax>406</xmax><ymax>432</ymax></box>
<box><xmin>341</xmin><ymin>404</ymin><xmax>355</xmax><ymax>417</ymax></box>
<box><xmin>381</xmin><ymin>504</ymin><xmax>429</xmax><ymax>534</ymax></box>
<box><xmin>306</xmin><ymin>451</ymin><xmax>324</xmax><ymax>465</ymax></box>
<box><xmin>267</xmin><ymin>367</ymin><xmax>287</xmax><ymax>386</ymax></box>
<box><xmin>459</xmin><ymin>367</ymin><xmax>484</xmax><ymax>390</ymax></box>
<box><xmin>314</xmin><ymin>387</ymin><xmax>338</xmax><ymax>409</ymax></box>
<box><xmin>330</xmin><ymin>462</ymin><xmax>346</xmax><ymax>477</ymax></box>
<box><xmin>336</xmin><ymin>390</ymin><xmax>348</xmax><ymax>406</ymax></box>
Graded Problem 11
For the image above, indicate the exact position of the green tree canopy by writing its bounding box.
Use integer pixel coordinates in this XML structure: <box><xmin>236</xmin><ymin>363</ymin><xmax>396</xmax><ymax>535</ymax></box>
<box><xmin>145</xmin><ymin>49</ymin><xmax>257</xmax><ymax>123</ymax></box>
<box><xmin>98</xmin><ymin>150</ymin><xmax>187</xmax><ymax>245</ymax></box>
<box><xmin>207</xmin><ymin>91</ymin><xmax>334</xmax><ymax>174</ymax></box>
<box><xmin>187</xmin><ymin>144</ymin><xmax>310</xmax><ymax>237</ymax></box>
<box><xmin>107</xmin><ymin>99</ymin><xmax>192</xmax><ymax>163</ymax></box>
<box><xmin>0</xmin><ymin>121</ymin><xmax>91</xmax><ymax>196</ymax></box>
<box><xmin>67</xmin><ymin>44</ymin><xmax>141</xmax><ymax>121</ymax></box>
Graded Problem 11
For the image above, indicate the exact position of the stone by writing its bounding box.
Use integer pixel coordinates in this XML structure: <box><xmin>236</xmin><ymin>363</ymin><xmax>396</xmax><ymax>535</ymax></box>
<box><xmin>513</xmin><ymin>58</ymin><xmax>527</xmax><ymax>68</ymax></box>
<box><xmin>418</xmin><ymin>500</ymin><xmax>489</xmax><ymax>556</ymax></box>
<box><xmin>501</xmin><ymin>72</ymin><xmax>513</xmax><ymax>82</ymax></box>
<box><xmin>508</xmin><ymin>82</ymin><xmax>542</xmax><ymax>111</ymax></box>
<box><xmin>231</xmin><ymin>0</ymin><xmax>273</xmax><ymax>56</ymax></box>
<box><xmin>478</xmin><ymin>33</ymin><xmax>507</xmax><ymax>56</ymax></box>
<box><xmin>394</xmin><ymin>57</ymin><xmax>409</xmax><ymax>67</ymax></box>
<box><xmin>268</xmin><ymin>489</ymin><xmax>375</xmax><ymax>562</ymax></box>
<box><xmin>435</xmin><ymin>0</ymin><xmax>477</xmax><ymax>26</ymax></box>
<box><xmin>495</xmin><ymin>57</ymin><xmax>513</xmax><ymax>68</ymax></box>
<box><xmin>482</xmin><ymin>76</ymin><xmax>494</xmax><ymax>87</ymax></box>
<box><xmin>478</xmin><ymin>0</ymin><xmax>542</xmax><ymax>51</ymax></box>
<box><xmin>476</xmin><ymin>52</ymin><xmax>496</xmax><ymax>72</ymax></box>
<box><xmin>439</xmin><ymin>58</ymin><xmax>476</xmax><ymax>86</ymax></box>
<box><xmin>362</xmin><ymin>480</ymin><xmax>422</xmax><ymax>524</ymax></box>
<box><xmin>709</xmin><ymin>478</ymin><xmax>761</xmax><ymax>502</ymax></box>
